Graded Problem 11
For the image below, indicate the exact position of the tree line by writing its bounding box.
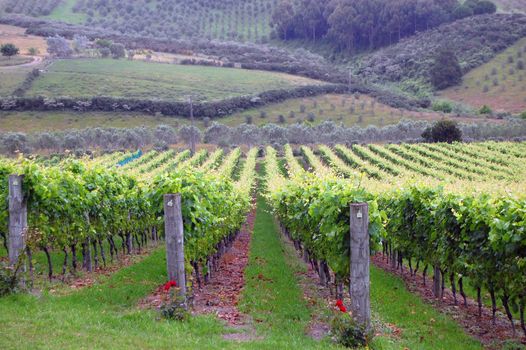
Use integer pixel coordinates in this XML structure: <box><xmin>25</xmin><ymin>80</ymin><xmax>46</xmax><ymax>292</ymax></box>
<box><xmin>1</xmin><ymin>119</ymin><xmax>525</xmax><ymax>155</ymax></box>
<box><xmin>271</xmin><ymin>0</ymin><xmax>497</xmax><ymax>52</ymax></box>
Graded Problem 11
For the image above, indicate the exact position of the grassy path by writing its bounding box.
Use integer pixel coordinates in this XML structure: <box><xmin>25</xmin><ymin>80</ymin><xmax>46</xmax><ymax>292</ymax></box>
<box><xmin>238</xmin><ymin>193</ymin><xmax>340</xmax><ymax>349</ymax></box>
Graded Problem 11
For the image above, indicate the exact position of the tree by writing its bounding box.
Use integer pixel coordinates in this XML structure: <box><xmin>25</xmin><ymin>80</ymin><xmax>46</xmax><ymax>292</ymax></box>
<box><xmin>95</xmin><ymin>39</ymin><xmax>113</xmax><ymax>49</ymax></box>
<box><xmin>99</xmin><ymin>48</ymin><xmax>111</xmax><ymax>58</ymax></box>
<box><xmin>271</xmin><ymin>0</ymin><xmax>295</xmax><ymax>40</ymax></box>
<box><xmin>472</xmin><ymin>0</ymin><xmax>497</xmax><ymax>14</ymax></box>
<box><xmin>422</xmin><ymin>120</ymin><xmax>462</xmax><ymax>143</ymax></box>
<box><xmin>154</xmin><ymin>125</ymin><xmax>177</xmax><ymax>144</ymax></box>
<box><xmin>72</xmin><ymin>35</ymin><xmax>89</xmax><ymax>53</ymax></box>
<box><xmin>453</xmin><ymin>4</ymin><xmax>474</xmax><ymax>19</ymax></box>
<box><xmin>46</xmin><ymin>36</ymin><xmax>73</xmax><ymax>58</ymax></box>
<box><xmin>110</xmin><ymin>43</ymin><xmax>126</xmax><ymax>59</ymax></box>
<box><xmin>430</xmin><ymin>49</ymin><xmax>462</xmax><ymax>89</ymax></box>
<box><xmin>178</xmin><ymin>126</ymin><xmax>202</xmax><ymax>148</ymax></box>
<box><xmin>1</xmin><ymin>43</ymin><xmax>19</xmax><ymax>59</ymax></box>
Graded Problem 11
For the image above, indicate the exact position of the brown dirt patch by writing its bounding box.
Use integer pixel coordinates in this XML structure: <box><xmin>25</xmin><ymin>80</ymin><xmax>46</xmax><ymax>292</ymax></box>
<box><xmin>138</xmin><ymin>200</ymin><xmax>257</xmax><ymax>332</ymax></box>
<box><xmin>0</xmin><ymin>24</ymin><xmax>48</xmax><ymax>56</ymax></box>
<box><xmin>372</xmin><ymin>254</ymin><xmax>526</xmax><ymax>349</ymax></box>
<box><xmin>192</xmin><ymin>203</ymin><xmax>256</xmax><ymax>326</ymax></box>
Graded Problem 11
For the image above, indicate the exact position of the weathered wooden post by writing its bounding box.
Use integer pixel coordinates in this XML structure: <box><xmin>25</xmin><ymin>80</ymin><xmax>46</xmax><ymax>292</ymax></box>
<box><xmin>349</xmin><ymin>203</ymin><xmax>371</xmax><ymax>330</ymax></box>
<box><xmin>164</xmin><ymin>194</ymin><xmax>187</xmax><ymax>305</ymax></box>
<box><xmin>8</xmin><ymin>175</ymin><xmax>27</xmax><ymax>268</ymax></box>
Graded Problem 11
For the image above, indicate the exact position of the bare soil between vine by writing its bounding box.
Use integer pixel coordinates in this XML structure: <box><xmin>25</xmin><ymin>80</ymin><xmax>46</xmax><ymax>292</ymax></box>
<box><xmin>192</xmin><ymin>203</ymin><xmax>256</xmax><ymax>326</ymax></box>
<box><xmin>372</xmin><ymin>254</ymin><xmax>526</xmax><ymax>349</ymax></box>
<box><xmin>138</xmin><ymin>200</ymin><xmax>257</xmax><ymax>333</ymax></box>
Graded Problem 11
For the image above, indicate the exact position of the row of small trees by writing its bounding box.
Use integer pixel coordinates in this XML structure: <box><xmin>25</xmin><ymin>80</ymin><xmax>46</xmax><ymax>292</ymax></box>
<box><xmin>46</xmin><ymin>35</ymin><xmax>127</xmax><ymax>59</ymax></box>
<box><xmin>1</xmin><ymin>119</ymin><xmax>525</xmax><ymax>155</ymax></box>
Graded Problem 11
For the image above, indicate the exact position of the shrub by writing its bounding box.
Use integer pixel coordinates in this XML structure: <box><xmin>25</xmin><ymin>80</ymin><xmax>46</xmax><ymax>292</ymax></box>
<box><xmin>422</xmin><ymin>120</ymin><xmax>463</xmax><ymax>143</ymax></box>
<box><xmin>289</xmin><ymin>111</ymin><xmax>295</xmax><ymax>118</ymax></box>
<box><xmin>520</xmin><ymin>111</ymin><xmax>526</xmax><ymax>120</ymax></box>
<box><xmin>517</xmin><ymin>60</ymin><xmax>525</xmax><ymax>70</ymax></box>
<box><xmin>483</xmin><ymin>85</ymin><xmax>489</xmax><ymax>93</ymax></box>
<box><xmin>479</xmin><ymin>105</ymin><xmax>493</xmax><ymax>115</ymax></box>
<box><xmin>491</xmin><ymin>67</ymin><xmax>498</xmax><ymax>75</ymax></box>
<box><xmin>245</xmin><ymin>115</ymin><xmax>253</xmax><ymax>124</ymax></box>
<box><xmin>472</xmin><ymin>0</ymin><xmax>497</xmax><ymax>14</ymax></box>
<box><xmin>278</xmin><ymin>114</ymin><xmax>286</xmax><ymax>123</ymax></box>
<box><xmin>307</xmin><ymin>113</ymin><xmax>316</xmax><ymax>122</ymax></box>
<box><xmin>99</xmin><ymin>47</ymin><xmax>111</xmax><ymax>58</ymax></box>
<box><xmin>110</xmin><ymin>43</ymin><xmax>126</xmax><ymax>59</ymax></box>
<box><xmin>1</xmin><ymin>43</ymin><xmax>19</xmax><ymax>58</ymax></box>
<box><xmin>432</xmin><ymin>100</ymin><xmax>453</xmax><ymax>113</ymax></box>
<box><xmin>299</xmin><ymin>104</ymin><xmax>306</xmax><ymax>113</ymax></box>
<box><xmin>330</xmin><ymin>313</ymin><xmax>368</xmax><ymax>348</ymax></box>
<box><xmin>430</xmin><ymin>50</ymin><xmax>462</xmax><ymax>89</ymax></box>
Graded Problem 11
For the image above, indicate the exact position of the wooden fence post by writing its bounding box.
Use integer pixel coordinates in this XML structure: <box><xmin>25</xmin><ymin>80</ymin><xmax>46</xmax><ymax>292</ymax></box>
<box><xmin>8</xmin><ymin>175</ymin><xmax>27</xmax><ymax>268</ymax></box>
<box><xmin>350</xmin><ymin>202</ymin><xmax>371</xmax><ymax>330</ymax></box>
<box><xmin>164</xmin><ymin>194</ymin><xmax>187</xmax><ymax>306</ymax></box>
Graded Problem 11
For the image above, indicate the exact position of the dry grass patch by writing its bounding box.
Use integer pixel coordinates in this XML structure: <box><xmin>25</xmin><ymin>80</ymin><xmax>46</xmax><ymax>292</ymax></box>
<box><xmin>0</xmin><ymin>24</ymin><xmax>47</xmax><ymax>56</ymax></box>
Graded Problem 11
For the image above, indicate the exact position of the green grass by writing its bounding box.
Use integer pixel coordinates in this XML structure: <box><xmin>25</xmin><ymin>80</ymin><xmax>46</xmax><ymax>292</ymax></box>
<box><xmin>370</xmin><ymin>267</ymin><xmax>482</xmax><ymax>349</ymax></box>
<box><xmin>0</xmin><ymin>66</ymin><xmax>32</xmax><ymax>95</ymax></box>
<box><xmin>238</xmin><ymin>192</ymin><xmax>339</xmax><ymax>349</ymax></box>
<box><xmin>0</xmin><ymin>248</ymin><xmax>239</xmax><ymax>349</ymax></box>
<box><xmin>43</xmin><ymin>0</ymin><xmax>87</xmax><ymax>24</ymax></box>
<box><xmin>0</xmin><ymin>56</ymin><xmax>32</xmax><ymax>67</ymax></box>
<box><xmin>440</xmin><ymin>37</ymin><xmax>526</xmax><ymax>113</ymax></box>
<box><xmin>27</xmin><ymin>59</ymin><xmax>323</xmax><ymax>101</ymax></box>
<box><xmin>223</xmin><ymin>93</ymin><xmax>448</xmax><ymax>128</ymax></box>
<box><xmin>0</xmin><ymin>110</ymin><xmax>188</xmax><ymax>133</ymax></box>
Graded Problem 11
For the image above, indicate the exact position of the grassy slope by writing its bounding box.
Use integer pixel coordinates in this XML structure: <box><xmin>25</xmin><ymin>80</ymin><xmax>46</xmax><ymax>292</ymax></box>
<box><xmin>0</xmin><ymin>110</ymin><xmax>188</xmax><ymax>133</ymax></box>
<box><xmin>43</xmin><ymin>0</ymin><xmax>87</xmax><ymax>24</ymax></box>
<box><xmin>0</xmin><ymin>66</ymin><xmax>32</xmax><ymax>95</ymax></box>
<box><xmin>440</xmin><ymin>37</ymin><xmax>526</xmax><ymax>113</ymax></box>
<box><xmin>26</xmin><ymin>59</ymin><xmax>322</xmax><ymax>101</ymax></box>
<box><xmin>495</xmin><ymin>0</ymin><xmax>526</xmax><ymax>13</ymax></box>
<box><xmin>0</xmin><ymin>24</ymin><xmax>48</xmax><ymax>55</ymax></box>
<box><xmin>73</xmin><ymin>0</ymin><xmax>273</xmax><ymax>42</ymax></box>
<box><xmin>0</xmin><ymin>55</ymin><xmax>32</xmax><ymax>66</ymax></box>
<box><xmin>223</xmin><ymin>93</ymin><xmax>448</xmax><ymax>127</ymax></box>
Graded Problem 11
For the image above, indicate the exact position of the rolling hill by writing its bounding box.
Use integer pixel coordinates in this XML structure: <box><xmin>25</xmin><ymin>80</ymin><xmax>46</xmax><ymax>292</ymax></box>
<box><xmin>440</xmin><ymin>37</ymin><xmax>526</xmax><ymax>113</ymax></box>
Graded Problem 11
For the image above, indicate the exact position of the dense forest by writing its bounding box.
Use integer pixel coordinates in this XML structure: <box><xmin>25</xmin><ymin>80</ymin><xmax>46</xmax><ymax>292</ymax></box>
<box><xmin>271</xmin><ymin>0</ymin><xmax>497</xmax><ymax>51</ymax></box>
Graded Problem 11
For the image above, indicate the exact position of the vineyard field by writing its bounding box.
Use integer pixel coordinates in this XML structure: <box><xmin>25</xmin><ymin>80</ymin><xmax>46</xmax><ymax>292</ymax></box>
<box><xmin>266</xmin><ymin>141</ymin><xmax>526</xmax><ymax>340</ymax></box>
<box><xmin>1</xmin><ymin>141</ymin><xmax>526</xmax><ymax>347</ymax></box>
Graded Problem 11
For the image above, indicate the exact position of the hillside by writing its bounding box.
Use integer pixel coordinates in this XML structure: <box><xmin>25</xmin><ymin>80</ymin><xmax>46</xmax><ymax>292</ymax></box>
<box><xmin>23</xmin><ymin>58</ymin><xmax>323</xmax><ymax>101</ymax></box>
<box><xmin>495</xmin><ymin>0</ymin><xmax>526</xmax><ymax>13</ymax></box>
<box><xmin>1</xmin><ymin>0</ymin><xmax>275</xmax><ymax>42</ymax></box>
<box><xmin>352</xmin><ymin>14</ymin><xmax>526</xmax><ymax>96</ymax></box>
<box><xmin>440</xmin><ymin>37</ymin><xmax>526</xmax><ymax>113</ymax></box>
